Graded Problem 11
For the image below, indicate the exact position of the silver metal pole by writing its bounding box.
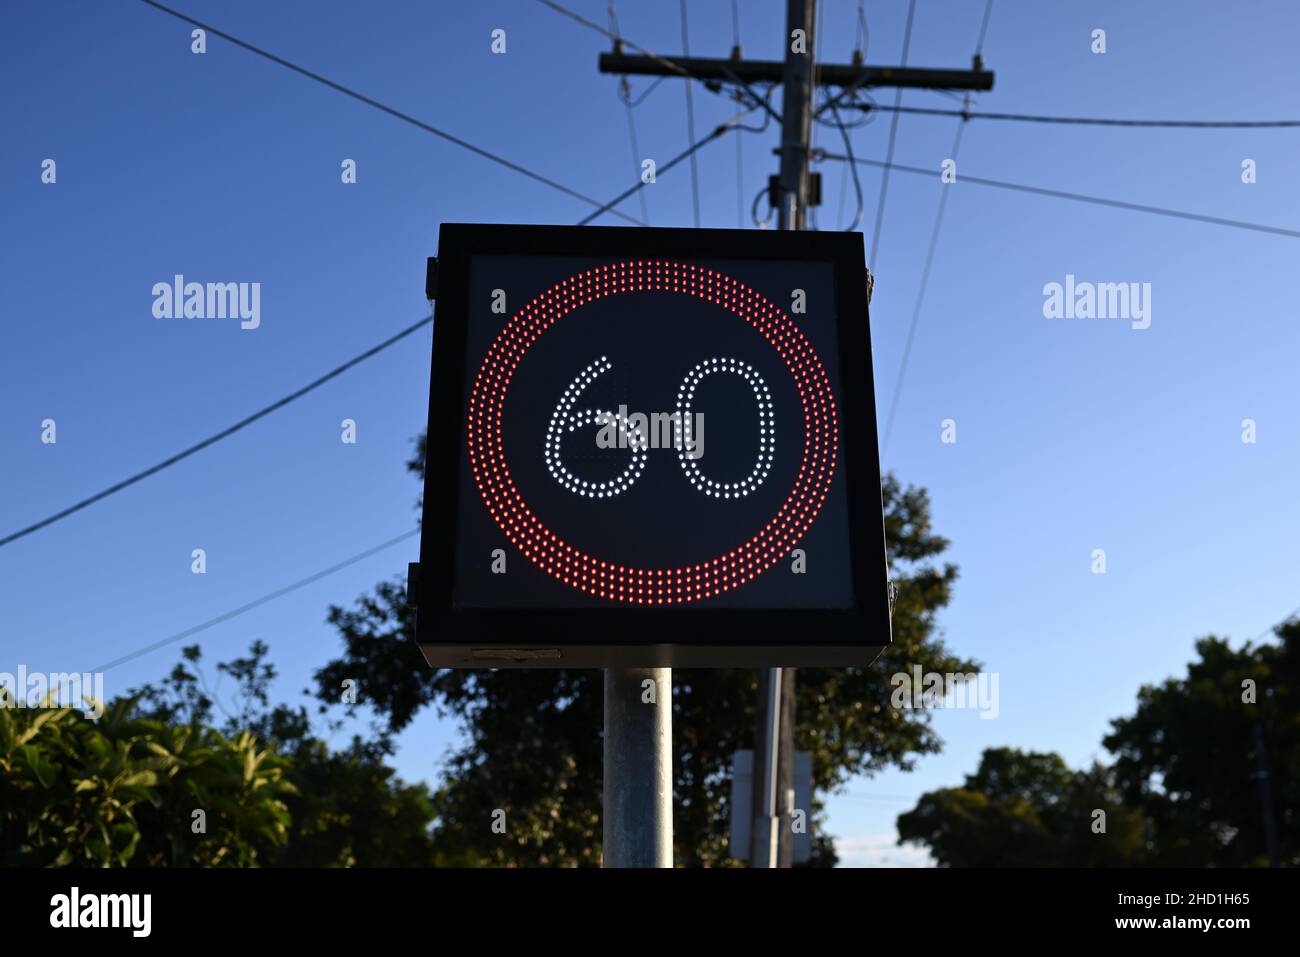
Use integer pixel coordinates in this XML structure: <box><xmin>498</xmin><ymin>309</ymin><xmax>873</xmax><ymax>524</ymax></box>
<box><xmin>750</xmin><ymin>667</ymin><xmax>783</xmax><ymax>867</ymax></box>
<box><xmin>603</xmin><ymin>668</ymin><xmax>673</xmax><ymax>867</ymax></box>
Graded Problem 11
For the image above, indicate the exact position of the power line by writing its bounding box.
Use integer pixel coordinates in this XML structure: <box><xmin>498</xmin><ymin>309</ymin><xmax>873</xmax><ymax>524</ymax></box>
<box><xmin>854</xmin><ymin>0</ymin><xmax>870</xmax><ymax>61</ymax></box>
<box><xmin>836</xmin><ymin>0</ymin><xmax>872</xmax><ymax>234</ymax></box>
<box><xmin>975</xmin><ymin>0</ymin><xmax>995</xmax><ymax>57</ymax></box>
<box><xmin>577</xmin><ymin>108</ymin><xmax>757</xmax><ymax>226</ymax></box>
<box><xmin>735</xmin><ymin>116</ymin><xmax>745</xmax><ymax>227</ymax></box>
<box><xmin>540</xmin><ymin>0</ymin><xmax>713</xmax><ymax>226</ymax></box>
<box><xmin>621</xmin><ymin>80</ymin><xmax>652</xmax><ymax>223</ymax></box>
<box><xmin>623</xmin><ymin>75</ymin><xmax>667</xmax><ymax>107</ymax></box>
<box><xmin>536</xmin><ymin>0</ymin><xmax>695</xmax><ymax>82</ymax></box>
<box><xmin>880</xmin><ymin>1</ymin><xmax>994</xmax><ymax>453</ymax></box>
<box><xmin>827</xmin><ymin>101</ymin><xmax>865</xmax><ymax>230</ymax></box>
<box><xmin>609</xmin><ymin>5</ymin><xmax>651</xmax><ymax>224</ymax></box>
<box><xmin>816</xmin><ymin>151</ymin><xmax>1300</xmax><ymax>241</ymax></box>
<box><xmin>137</xmin><ymin>0</ymin><xmax>644</xmax><ymax>226</ymax></box>
<box><xmin>881</xmin><ymin>120</ymin><xmax>967</xmax><ymax>452</ymax></box>
<box><xmin>1253</xmin><ymin>604</ymin><xmax>1300</xmax><ymax>643</ymax></box>
<box><xmin>808</xmin><ymin>0</ymin><xmax>828</xmax><ymax>230</ymax></box>
<box><xmin>841</xmin><ymin>792</ymin><xmax>918</xmax><ymax>803</ymax></box>
<box><xmin>90</xmin><ymin>529</ymin><xmax>421</xmax><ymax>674</ymax></box>
<box><xmin>867</xmin><ymin>0</ymin><xmax>916</xmax><ymax>271</ymax></box>
<box><xmin>680</xmin><ymin>0</ymin><xmax>702</xmax><ymax>227</ymax></box>
<box><xmin>733</xmin><ymin>0</ymin><xmax>744</xmax><ymax>226</ymax></box>
<box><xmin>0</xmin><ymin>315</ymin><xmax>434</xmax><ymax>549</ymax></box>
<box><xmin>543</xmin><ymin>0</ymin><xmax>777</xmax><ymax>125</ymax></box>
<box><xmin>855</xmin><ymin>103</ymin><xmax>1300</xmax><ymax>128</ymax></box>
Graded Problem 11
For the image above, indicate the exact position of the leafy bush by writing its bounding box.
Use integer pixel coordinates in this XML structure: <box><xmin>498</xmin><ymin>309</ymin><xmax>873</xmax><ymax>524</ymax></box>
<box><xmin>0</xmin><ymin>693</ymin><xmax>294</xmax><ymax>867</ymax></box>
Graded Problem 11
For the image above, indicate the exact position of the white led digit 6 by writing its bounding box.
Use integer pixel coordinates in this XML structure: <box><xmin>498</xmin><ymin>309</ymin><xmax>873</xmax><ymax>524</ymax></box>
<box><xmin>544</xmin><ymin>356</ymin><xmax>647</xmax><ymax>499</ymax></box>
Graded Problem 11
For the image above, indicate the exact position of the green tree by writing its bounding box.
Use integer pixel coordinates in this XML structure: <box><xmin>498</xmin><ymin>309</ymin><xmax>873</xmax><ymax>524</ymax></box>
<box><xmin>897</xmin><ymin>747</ymin><xmax>1146</xmax><ymax>866</ymax></box>
<box><xmin>133</xmin><ymin>643</ymin><xmax>447</xmax><ymax>868</ymax></box>
<box><xmin>898</xmin><ymin>620</ymin><xmax>1300</xmax><ymax>867</ymax></box>
<box><xmin>1</xmin><ymin>643</ymin><xmax>448</xmax><ymax>867</ymax></box>
<box><xmin>0</xmin><ymin>690</ymin><xmax>294</xmax><ymax>867</ymax></box>
<box><xmin>315</xmin><ymin>436</ymin><xmax>972</xmax><ymax>866</ymax></box>
<box><xmin>1103</xmin><ymin>621</ymin><xmax>1299</xmax><ymax>866</ymax></box>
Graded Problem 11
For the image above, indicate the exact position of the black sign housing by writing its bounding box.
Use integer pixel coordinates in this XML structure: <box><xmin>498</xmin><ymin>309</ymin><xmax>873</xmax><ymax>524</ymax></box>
<box><xmin>415</xmin><ymin>224</ymin><xmax>890</xmax><ymax>667</ymax></box>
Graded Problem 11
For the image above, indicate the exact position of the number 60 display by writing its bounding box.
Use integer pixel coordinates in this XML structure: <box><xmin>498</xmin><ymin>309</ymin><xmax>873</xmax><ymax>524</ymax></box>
<box><xmin>544</xmin><ymin>354</ymin><xmax>775</xmax><ymax>501</ymax></box>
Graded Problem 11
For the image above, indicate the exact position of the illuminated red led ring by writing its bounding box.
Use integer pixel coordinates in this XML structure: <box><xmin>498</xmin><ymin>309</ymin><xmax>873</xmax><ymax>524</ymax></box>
<box><xmin>466</xmin><ymin>261</ymin><xmax>840</xmax><ymax>605</ymax></box>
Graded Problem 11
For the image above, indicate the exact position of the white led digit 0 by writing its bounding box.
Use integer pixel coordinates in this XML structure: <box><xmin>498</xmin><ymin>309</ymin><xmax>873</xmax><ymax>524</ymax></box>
<box><xmin>544</xmin><ymin>356</ymin><xmax>647</xmax><ymax>499</ymax></box>
<box><xmin>676</xmin><ymin>357</ymin><xmax>774</xmax><ymax>499</ymax></box>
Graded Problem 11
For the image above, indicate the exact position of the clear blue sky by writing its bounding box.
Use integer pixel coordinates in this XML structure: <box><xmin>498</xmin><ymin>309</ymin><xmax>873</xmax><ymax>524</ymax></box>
<box><xmin>3</xmin><ymin>0</ymin><xmax>1298</xmax><ymax>867</ymax></box>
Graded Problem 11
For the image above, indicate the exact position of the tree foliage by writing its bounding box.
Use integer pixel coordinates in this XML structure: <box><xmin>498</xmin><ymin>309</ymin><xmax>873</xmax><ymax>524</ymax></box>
<box><xmin>899</xmin><ymin>620</ymin><xmax>1299</xmax><ymax>867</ymax></box>
<box><xmin>897</xmin><ymin>747</ymin><xmax>1145</xmax><ymax>866</ymax></box>
<box><xmin>1</xmin><ymin>643</ymin><xmax>445</xmax><ymax>867</ymax></box>
<box><xmin>0</xmin><ymin>690</ymin><xmax>293</xmax><ymax>867</ymax></box>
<box><xmin>133</xmin><ymin>642</ymin><xmax>446</xmax><ymax>867</ymax></box>
<box><xmin>314</xmin><ymin>436</ymin><xmax>972</xmax><ymax>866</ymax></box>
<box><xmin>1104</xmin><ymin>622</ymin><xmax>1299</xmax><ymax>866</ymax></box>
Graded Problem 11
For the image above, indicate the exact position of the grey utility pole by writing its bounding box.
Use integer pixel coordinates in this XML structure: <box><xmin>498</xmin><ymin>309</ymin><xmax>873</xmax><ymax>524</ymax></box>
<box><xmin>603</xmin><ymin>668</ymin><xmax>673</xmax><ymax>867</ymax></box>
<box><xmin>752</xmin><ymin>0</ymin><xmax>818</xmax><ymax>870</ymax></box>
<box><xmin>1252</xmin><ymin>721</ymin><xmax>1281</xmax><ymax>867</ymax></box>
<box><xmin>775</xmin><ymin>0</ymin><xmax>816</xmax><ymax>233</ymax></box>
<box><xmin>598</xmin><ymin>1</ymin><xmax>992</xmax><ymax>868</ymax></box>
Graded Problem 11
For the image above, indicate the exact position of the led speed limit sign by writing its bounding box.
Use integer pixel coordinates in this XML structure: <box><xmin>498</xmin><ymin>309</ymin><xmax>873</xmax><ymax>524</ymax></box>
<box><xmin>414</xmin><ymin>225</ymin><xmax>891</xmax><ymax>667</ymax></box>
